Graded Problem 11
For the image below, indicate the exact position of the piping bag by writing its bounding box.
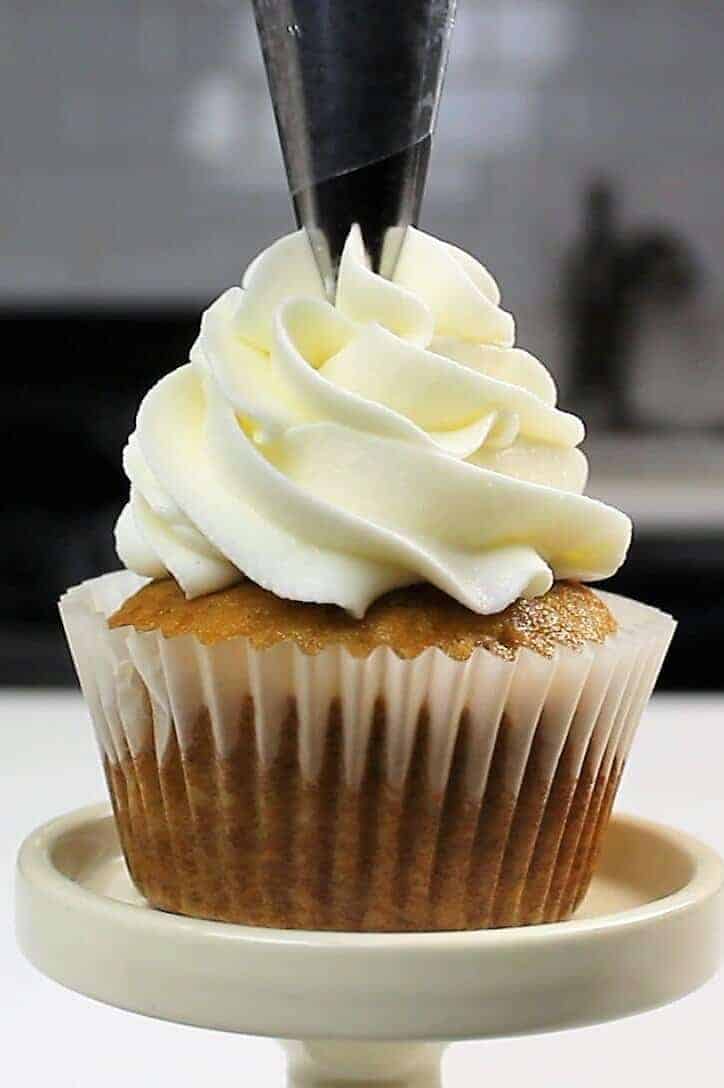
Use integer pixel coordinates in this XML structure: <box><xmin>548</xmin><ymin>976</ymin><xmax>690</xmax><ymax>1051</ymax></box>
<box><xmin>252</xmin><ymin>0</ymin><xmax>457</xmax><ymax>297</ymax></box>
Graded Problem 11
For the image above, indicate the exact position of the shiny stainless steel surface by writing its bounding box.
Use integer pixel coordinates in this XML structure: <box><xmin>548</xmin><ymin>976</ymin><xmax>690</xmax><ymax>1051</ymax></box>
<box><xmin>252</xmin><ymin>0</ymin><xmax>456</xmax><ymax>291</ymax></box>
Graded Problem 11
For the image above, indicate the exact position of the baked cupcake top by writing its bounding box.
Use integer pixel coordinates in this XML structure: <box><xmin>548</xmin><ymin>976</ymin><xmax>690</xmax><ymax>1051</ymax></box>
<box><xmin>115</xmin><ymin>227</ymin><xmax>630</xmax><ymax>618</ymax></box>
<box><xmin>110</xmin><ymin>578</ymin><xmax>617</xmax><ymax>662</ymax></box>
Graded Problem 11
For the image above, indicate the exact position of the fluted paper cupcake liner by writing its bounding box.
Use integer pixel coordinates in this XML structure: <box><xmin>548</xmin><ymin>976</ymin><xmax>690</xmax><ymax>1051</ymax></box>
<box><xmin>60</xmin><ymin>571</ymin><xmax>675</xmax><ymax>931</ymax></box>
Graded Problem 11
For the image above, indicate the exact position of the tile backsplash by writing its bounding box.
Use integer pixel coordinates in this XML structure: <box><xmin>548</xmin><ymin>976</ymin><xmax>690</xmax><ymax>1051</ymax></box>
<box><xmin>3</xmin><ymin>0</ymin><xmax>724</xmax><ymax>417</ymax></box>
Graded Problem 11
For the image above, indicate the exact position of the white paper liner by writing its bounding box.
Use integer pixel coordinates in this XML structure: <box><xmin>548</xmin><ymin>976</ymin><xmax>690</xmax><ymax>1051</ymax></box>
<box><xmin>60</xmin><ymin>571</ymin><xmax>675</xmax><ymax>800</ymax></box>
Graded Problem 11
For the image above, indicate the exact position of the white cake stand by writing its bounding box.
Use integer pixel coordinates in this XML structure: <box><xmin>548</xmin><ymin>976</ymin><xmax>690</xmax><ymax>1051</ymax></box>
<box><xmin>16</xmin><ymin>804</ymin><xmax>724</xmax><ymax>1086</ymax></box>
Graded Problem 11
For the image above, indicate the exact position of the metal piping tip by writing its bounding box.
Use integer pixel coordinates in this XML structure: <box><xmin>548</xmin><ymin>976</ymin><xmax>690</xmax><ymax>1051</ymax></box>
<box><xmin>252</xmin><ymin>0</ymin><xmax>456</xmax><ymax>295</ymax></box>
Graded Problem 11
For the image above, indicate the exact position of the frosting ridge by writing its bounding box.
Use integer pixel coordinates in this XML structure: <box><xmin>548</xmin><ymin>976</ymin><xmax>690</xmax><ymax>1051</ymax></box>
<box><xmin>116</xmin><ymin>226</ymin><xmax>631</xmax><ymax>616</ymax></box>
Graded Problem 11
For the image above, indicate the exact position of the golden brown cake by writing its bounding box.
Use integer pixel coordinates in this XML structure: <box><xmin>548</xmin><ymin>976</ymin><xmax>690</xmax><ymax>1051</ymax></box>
<box><xmin>103</xmin><ymin>679</ymin><xmax>624</xmax><ymax>931</ymax></box>
<box><xmin>110</xmin><ymin>577</ymin><xmax>617</xmax><ymax>660</ymax></box>
<box><xmin>99</xmin><ymin>576</ymin><xmax>634</xmax><ymax>931</ymax></box>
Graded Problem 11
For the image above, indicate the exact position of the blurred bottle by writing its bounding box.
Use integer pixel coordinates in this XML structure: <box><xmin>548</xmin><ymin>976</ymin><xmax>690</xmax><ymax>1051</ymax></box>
<box><xmin>564</xmin><ymin>179</ymin><xmax>698</xmax><ymax>430</ymax></box>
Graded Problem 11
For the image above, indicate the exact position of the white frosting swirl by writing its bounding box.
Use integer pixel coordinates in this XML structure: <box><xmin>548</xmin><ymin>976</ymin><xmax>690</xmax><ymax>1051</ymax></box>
<box><xmin>116</xmin><ymin>226</ymin><xmax>631</xmax><ymax>617</ymax></box>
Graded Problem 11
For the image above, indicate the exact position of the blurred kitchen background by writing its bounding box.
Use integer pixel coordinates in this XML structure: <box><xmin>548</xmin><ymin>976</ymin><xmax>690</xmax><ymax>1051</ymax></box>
<box><xmin>2</xmin><ymin>0</ymin><xmax>723</xmax><ymax>686</ymax></box>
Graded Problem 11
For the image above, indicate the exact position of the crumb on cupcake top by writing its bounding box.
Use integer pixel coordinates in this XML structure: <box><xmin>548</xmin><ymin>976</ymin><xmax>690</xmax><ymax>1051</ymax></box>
<box><xmin>109</xmin><ymin>578</ymin><xmax>617</xmax><ymax>662</ymax></box>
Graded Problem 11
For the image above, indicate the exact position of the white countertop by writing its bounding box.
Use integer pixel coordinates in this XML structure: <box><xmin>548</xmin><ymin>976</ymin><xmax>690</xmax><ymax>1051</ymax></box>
<box><xmin>3</xmin><ymin>689</ymin><xmax>723</xmax><ymax>1087</ymax></box>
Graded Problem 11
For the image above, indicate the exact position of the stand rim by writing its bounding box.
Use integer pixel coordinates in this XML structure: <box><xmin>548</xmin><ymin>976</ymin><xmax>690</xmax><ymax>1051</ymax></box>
<box><xmin>15</xmin><ymin>804</ymin><xmax>724</xmax><ymax>1042</ymax></box>
<box><xmin>17</xmin><ymin>804</ymin><xmax>723</xmax><ymax>945</ymax></box>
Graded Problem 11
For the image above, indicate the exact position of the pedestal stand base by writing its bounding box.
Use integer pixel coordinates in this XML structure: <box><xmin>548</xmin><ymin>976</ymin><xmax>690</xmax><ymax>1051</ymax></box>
<box><xmin>283</xmin><ymin>1040</ymin><xmax>444</xmax><ymax>1085</ymax></box>
<box><xmin>16</xmin><ymin>806</ymin><xmax>723</xmax><ymax>1085</ymax></box>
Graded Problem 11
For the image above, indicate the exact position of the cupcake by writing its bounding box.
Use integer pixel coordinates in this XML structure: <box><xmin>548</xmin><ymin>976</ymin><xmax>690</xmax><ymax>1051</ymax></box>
<box><xmin>60</xmin><ymin>226</ymin><xmax>674</xmax><ymax>931</ymax></box>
